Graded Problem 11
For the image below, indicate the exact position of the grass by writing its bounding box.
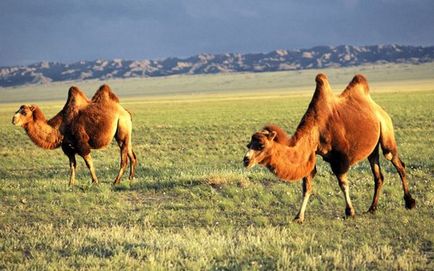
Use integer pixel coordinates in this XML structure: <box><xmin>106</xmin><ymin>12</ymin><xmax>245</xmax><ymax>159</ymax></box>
<box><xmin>0</xmin><ymin>63</ymin><xmax>433</xmax><ymax>270</ymax></box>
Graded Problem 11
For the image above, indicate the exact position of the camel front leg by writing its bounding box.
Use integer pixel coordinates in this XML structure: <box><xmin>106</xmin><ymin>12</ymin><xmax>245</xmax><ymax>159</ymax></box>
<box><xmin>67</xmin><ymin>154</ymin><xmax>77</xmax><ymax>186</ymax></box>
<box><xmin>336</xmin><ymin>173</ymin><xmax>355</xmax><ymax>217</ymax></box>
<box><xmin>82</xmin><ymin>154</ymin><xmax>98</xmax><ymax>184</ymax></box>
<box><xmin>294</xmin><ymin>167</ymin><xmax>316</xmax><ymax>224</ymax></box>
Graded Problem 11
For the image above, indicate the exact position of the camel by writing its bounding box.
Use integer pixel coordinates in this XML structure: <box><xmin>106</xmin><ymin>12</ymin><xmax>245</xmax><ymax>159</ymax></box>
<box><xmin>12</xmin><ymin>84</ymin><xmax>137</xmax><ymax>186</ymax></box>
<box><xmin>243</xmin><ymin>74</ymin><xmax>415</xmax><ymax>223</ymax></box>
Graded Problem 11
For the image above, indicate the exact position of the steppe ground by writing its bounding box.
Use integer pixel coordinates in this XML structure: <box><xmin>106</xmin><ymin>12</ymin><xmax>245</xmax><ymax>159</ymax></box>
<box><xmin>0</xmin><ymin>63</ymin><xmax>433</xmax><ymax>270</ymax></box>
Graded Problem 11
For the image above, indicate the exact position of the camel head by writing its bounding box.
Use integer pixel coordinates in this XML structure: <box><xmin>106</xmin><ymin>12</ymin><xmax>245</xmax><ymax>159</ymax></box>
<box><xmin>243</xmin><ymin>129</ymin><xmax>278</xmax><ymax>169</ymax></box>
<box><xmin>12</xmin><ymin>105</ymin><xmax>37</xmax><ymax>126</ymax></box>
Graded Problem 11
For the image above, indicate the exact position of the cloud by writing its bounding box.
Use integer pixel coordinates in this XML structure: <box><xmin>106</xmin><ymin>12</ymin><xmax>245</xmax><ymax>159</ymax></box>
<box><xmin>0</xmin><ymin>0</ymin><xmax>433</xmax><ymax>66</ymax></box>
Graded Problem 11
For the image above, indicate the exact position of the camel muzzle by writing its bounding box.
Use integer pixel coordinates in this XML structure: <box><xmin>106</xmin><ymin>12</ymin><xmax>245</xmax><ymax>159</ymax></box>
<box><xmin>243</xmin><ymin>156</ymin><xmax>250</xmax><ymax>167</ymax></box>
<box><xmin>11</xmin><ymin>116</ymin><xmax>20</xmax><ymax>126</ymax></box>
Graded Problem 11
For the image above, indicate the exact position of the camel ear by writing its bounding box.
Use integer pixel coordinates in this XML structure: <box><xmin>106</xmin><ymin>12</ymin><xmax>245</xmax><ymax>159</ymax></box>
<box><xmin>29</xmin><ymin>105</ymin><xmax>37</xmax><ymax>111</ymax></box>
<box><xmin>260</xmin><ymin>129</ymin><xmax>277</xmax><ymax>141</ymax></box>
<box><xmin>269</xmin><ymin>131</ymin><xmax>277</xmax><ymax>141</ymax></box>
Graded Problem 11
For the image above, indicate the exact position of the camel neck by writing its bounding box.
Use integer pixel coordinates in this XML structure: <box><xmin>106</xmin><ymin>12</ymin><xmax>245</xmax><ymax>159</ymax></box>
<box><xmin>265</xmin><ymin>76</ymin><xmax>333</xmax><ymax>180</ymax></box>
<box><xmin>24</xmin><ymin>112</ymin><xmax>63</xmax><ymax>150</ymax></box>
<box><xmin>292</xmin><ymin>77</ymin><xmax>333</xmax><ymax>143</ymax></box>
<box><xmin>267</xmin><ymin>138</ymin><xmax>317</xmax><ymax>181</ymax></box>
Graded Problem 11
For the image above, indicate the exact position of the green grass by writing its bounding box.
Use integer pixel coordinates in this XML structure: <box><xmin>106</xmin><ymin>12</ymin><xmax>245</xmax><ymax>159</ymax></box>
<box><xmin>0</xmin><ymin>64</ymin><xmax>433</xmax><ymax>270</ymax></box>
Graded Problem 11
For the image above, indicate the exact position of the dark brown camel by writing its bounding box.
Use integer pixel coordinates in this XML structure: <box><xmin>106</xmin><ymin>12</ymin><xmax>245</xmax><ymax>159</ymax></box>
<box><xmin>12</xmin><ymin>84</ymin><xmax>137</xmax><ymax>185</ymax></box>
<box><xmin>243</xmin><ymin>74</ymin><xmax>415</xmax><ymax>223</ymax></box>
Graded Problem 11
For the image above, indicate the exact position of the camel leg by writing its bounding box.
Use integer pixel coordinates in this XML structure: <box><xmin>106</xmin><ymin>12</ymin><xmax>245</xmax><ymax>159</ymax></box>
<box><xmin>294</xmin><ymin>167</ymin><xmax>316</xmax><ymax>224</ymax></box>
<box><xmin>82</xmin><ymin>154</ymin><xmax>98</xmax><ymax>184</ymax></box>
<box><xmin>378</xmin><ymin>110</ymin><xmax>415</xmax><ymax>209</ymax></box>
<box><xmin>113</xmin><ymin>141</ymin><xmax>128</xmax><ymax>185</ymax></box>
<box><xmin>67</xmin><ymin>154</ymin><xmax>77</xmax><ymax>186</ymax></box>
<box><xmin>367</xmin><ymin>145</ymin><xmax>384</xmax><ymax>212</ymax></box>
<box><xmin>128</xmin><ymin>150</ymin><xmax>137</xmax><ymax>180</ymax></box>
<box><xmin>387</xmin><ymin>154</ymin><xmax>416</xmax><ymax>209</ymax></box>
<box><xmin>336</xmin><ymin>173</ymin><xmax>355</xmax><ymax>217</ymax></box>
<box><xmin>114</xmin><ymin>114</ymin><xmax>136</xmax><ymax>184</ymax></box>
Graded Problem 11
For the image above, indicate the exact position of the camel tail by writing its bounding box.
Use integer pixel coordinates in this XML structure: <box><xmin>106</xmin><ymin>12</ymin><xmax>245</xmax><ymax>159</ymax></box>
<box><xmin>125</xmin><ymin>109</ymin><xmax>133</xmax><ymax>121</ymax></box>
<box><xmin>377</xmin><ymin>108</ymin><xmax>398</xmax><ymax>159</ymax></box>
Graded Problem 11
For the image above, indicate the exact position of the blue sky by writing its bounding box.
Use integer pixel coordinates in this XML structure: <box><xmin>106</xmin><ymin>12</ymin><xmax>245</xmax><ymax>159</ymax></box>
<box><xmin>1</xmin><ymin>0</ymin><xmax>433</xmax><ymax>66</ymax></box>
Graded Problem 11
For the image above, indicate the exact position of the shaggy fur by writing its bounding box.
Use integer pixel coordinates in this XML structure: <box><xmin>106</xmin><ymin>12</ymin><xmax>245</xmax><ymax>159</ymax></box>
<box><xmin>244</xmin><ymin>73</ymin><xmax>415</xmax><ymax>223</ymax></box>
<box><xmin>12</xmin><ymin>85</ymin><xmax>137</xmax><ymax>185</ymax></box>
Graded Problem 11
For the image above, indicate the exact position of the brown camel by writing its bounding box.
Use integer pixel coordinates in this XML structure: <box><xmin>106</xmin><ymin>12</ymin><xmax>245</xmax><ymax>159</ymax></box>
<box><xmin>12</xmin><ymin>84</ymin><xmax>137</xmax><ymax>185</ymax></box>
<box><xmin>244</xmin><ymin>74</ymin><xmax>415</xmax><ymax>223</ymax></box>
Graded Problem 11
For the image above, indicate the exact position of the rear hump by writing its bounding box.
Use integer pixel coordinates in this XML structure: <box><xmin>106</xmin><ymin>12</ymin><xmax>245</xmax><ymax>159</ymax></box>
<box><xmin>92</xmin><ymin>84</ymin><xmax>120</xmax><ymax>103</ymax></box>
<box><xmin>342</xmin><ymin>74</ymin><xmax>370</xmax><ymax>96</ymax></box>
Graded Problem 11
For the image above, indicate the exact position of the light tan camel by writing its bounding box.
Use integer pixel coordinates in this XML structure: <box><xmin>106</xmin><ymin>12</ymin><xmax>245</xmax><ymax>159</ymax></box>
<box><xmin>244</xmin><ymin>74</ymin><xmax>415</xmax><ymax>223</ymax></box>
<box><xmin>12</xmin><ymin>84</ymin><xmax>137</xmax><ymax>185</ymax></box>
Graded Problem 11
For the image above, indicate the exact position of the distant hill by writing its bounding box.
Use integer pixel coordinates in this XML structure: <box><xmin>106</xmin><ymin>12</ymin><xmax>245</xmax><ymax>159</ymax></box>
<box><xmin>1</xmin><ymin>44</ymin><xmax>433</xmax><ymax>87</ymax></box>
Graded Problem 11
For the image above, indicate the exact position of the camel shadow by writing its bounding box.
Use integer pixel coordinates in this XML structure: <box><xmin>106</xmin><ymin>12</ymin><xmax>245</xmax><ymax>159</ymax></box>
<box><xmin>111</xmin><ymin>166</ymin><xmax>204</xmax><ymax>192</ymax></box>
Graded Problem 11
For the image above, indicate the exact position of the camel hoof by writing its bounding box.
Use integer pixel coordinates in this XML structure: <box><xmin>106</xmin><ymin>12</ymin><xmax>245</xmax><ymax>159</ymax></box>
<box><xmin>293</xmin><ymin>216</ymin><xmax>305</xmax><ymax>224</ymax></box>
<box><xmin>367</xmin><ymin>206</ymin><xmax>377</xmax><ymax>213</ymax></box>
<box><xmin>404</xmin><ymin>195</ymin><xmax>416</xmax><ymax>209</ymax></box>
<box><xmin>345</xmin><ymin>208</ymin><xmax>355</xmax><ymax>218</ymax></box>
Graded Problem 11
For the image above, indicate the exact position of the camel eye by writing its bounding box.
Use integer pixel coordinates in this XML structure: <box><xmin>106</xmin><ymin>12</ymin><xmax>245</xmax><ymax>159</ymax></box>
<box><xmin>21</xmin><ymin>111</ymin><xmax>27</xmax><ymax>116</ymax></box>
<box><xmin>251</xmin><ymin>142</ymin><xmax>264</xmax><ymax>150</ymax></box>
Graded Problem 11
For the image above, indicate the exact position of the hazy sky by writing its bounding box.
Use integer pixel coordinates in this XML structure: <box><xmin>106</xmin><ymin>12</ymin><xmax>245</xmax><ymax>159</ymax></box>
<box><xmin>1</xmin><ymin>0</ymin><xmax>433</xmax><ymax>66</ymax></box>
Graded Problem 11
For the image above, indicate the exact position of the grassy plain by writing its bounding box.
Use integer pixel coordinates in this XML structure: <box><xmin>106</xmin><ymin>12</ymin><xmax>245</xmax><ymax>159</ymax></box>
<box><xmin>0</xmin><ymin>63</ymin><xmax>433</xmax><ymax>270</ymax></box>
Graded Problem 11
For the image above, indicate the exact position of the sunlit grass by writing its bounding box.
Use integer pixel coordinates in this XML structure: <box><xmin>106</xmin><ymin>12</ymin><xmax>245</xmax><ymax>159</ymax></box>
<box><xmin>0</xmin><ymin>65</ymin><xmax>433</xmax><ymax>270</ymax></box>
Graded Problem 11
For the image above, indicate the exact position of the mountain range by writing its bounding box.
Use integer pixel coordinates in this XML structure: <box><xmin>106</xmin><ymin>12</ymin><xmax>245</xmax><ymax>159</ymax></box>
<box><xmin>1</xmin><ymin>44</ymin><xmax>433</xmax><ymax>87</ymax></box>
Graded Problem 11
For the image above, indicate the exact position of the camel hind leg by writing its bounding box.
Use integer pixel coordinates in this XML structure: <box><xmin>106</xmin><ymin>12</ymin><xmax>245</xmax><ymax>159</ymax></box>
<box><xmin>128</xmin><ymin>150</ymin><xmax>137</xmax><ymax>180</ymax></box>
<box><xmin>387</xmin><ymin>154</ymin><xmax>415</xmax><ymax>209</ymax></box>
<box><xmin>113</xmin><ymin>112</ymin><xmax>137</xmax><ymax>184</ymax></box>
<box><xmin>367</xmin><ymin>143</ymin><xmax>384</xmax><ymax>212</ymax></box>
<box><xmin>82</xmin><ymin>153</ymin><xmax>98</xmax><ymax>184</ymax></box>
<box><xmin>378</xmin><ymin>113</ymin><xmax>416</xmax><ymax>209</ymax></box>
<box><xmin>113</xmin><ymin>140</ymin><xmax>128</xmax><ymax>184</ymax></box>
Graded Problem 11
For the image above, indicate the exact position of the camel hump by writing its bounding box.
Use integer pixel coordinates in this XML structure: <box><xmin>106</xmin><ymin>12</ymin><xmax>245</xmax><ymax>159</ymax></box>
<box><xmin>314</xmin><ymin>73</ymin><xmax>332</xmax><ymax>94</ymax></box>
<box><xmin>344</xmin><ymin>74</ymin><xmax>370</xmax><ymax>95</ymax></box>
<box><xmin>315</xmin><ymin>73</ymin><xmax>328</xmax><ymax>85</ymax></box>
<box><xmin>64</xmin><ymin>86</ymin><xmax>90</xmax><ymax>114</ymax></box>
<box><xmin>68</xmin><ymin>86</ymin><xmax>81</xmax><ymax>95</ymax></box>
<box><xmin>67</xmin><ymin>86</ymin><xmax>89</xmax><ymax>104</ymax></box>
<box><xmin>92</xmin><ymin>84</ymin><xmax>120</xmax><ymax>103</ymax></box>
<box><xmin>351</xmin><ymin>74</ymin><xmax>368</xmax><ymax>85</ymax></box>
